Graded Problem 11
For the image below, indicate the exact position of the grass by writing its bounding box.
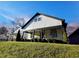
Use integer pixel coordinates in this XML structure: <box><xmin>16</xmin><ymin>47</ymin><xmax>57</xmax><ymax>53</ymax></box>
<box><xmin>0</xmin><ymin>41</ymin><xmax>79</xmax><ymax>58</ymax></box>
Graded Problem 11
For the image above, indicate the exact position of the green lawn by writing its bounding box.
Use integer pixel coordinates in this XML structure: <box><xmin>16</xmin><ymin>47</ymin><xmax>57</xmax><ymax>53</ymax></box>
<box><xmin>0</xmin><ymin>41</ymin><xmax>79</xmax><ymax>58</ymax></box>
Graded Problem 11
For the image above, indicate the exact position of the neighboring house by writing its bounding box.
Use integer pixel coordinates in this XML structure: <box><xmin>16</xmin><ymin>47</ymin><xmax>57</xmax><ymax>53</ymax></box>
<box><xmin>68</xmin><ymin>28</ymin><xmax>79</xmax><ymax>44</ymax></box>
<box><xmin>67</xmin><ymin>25</ymin><xmax>78</xmax><ymax>37</ymax></box>
<box><xmin>20</xmin><ymin>12</ymin><xmax>67</xmax><ymax>43</ymax></box>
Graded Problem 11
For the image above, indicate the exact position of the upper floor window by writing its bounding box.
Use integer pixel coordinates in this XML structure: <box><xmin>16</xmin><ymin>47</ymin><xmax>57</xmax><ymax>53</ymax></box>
<box><xmin>34</xmin><ymin>18</ymin><xmax>37</xmax><ymax>22</ymax></box>
<box><xmin>34</xmin><ymin>17</ymin><xmax>41</xmax><ymax>22</ymax></box>
<box><xmin>38</xmin><ymin>17</ymin><xmax>41</xmax><ymax>21</ymax></box>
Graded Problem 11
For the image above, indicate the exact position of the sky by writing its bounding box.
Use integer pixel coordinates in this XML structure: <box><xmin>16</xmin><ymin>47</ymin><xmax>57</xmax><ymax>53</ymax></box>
<box><xmin>0</xmin><ymin>1</ymin><xmax>79</xmax><ymax>26</ymax></box>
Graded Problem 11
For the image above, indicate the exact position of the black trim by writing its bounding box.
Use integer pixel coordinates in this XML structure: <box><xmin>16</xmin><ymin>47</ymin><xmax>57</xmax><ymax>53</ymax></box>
<box><xmin>22</xmin><ymin>12</ymin><xmax>65</xmax><ymax>29</ymax></box>
<box><xmin>38</xmin><ymin>12</ymin><xmax>65</xmax><ymax>21</ymax></box>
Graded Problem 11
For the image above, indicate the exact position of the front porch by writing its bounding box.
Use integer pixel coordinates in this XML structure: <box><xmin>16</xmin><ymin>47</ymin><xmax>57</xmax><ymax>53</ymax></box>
<box><xmin>22</xmin><ymin>26</ymin><xmax>67</xmax><ymax>43</ymax></box>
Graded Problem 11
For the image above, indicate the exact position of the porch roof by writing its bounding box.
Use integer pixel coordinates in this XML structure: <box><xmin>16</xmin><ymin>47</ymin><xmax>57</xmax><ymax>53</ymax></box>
<box><xmin>23</xmin><ymin>25</ymin><xmax>64</xmax><ymax>32</ymax></box>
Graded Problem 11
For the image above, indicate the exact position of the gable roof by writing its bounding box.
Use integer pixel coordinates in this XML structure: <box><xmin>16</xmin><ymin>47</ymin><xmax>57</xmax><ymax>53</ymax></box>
<box><xmin>22</xmin><ymin>12</ymin><xmax>65</xmax><ymax>29</ymax></box>
<box><xmin>68</xmin><ymin>27</ymin><xmax>79</xmax><ymax>37</ymax></box>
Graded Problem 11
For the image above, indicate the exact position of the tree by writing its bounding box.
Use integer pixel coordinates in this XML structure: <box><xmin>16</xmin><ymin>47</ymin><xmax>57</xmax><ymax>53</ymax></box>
<box><xmin>11</xmin><ymin>17</ymin><xmax>26</xmax><ymax>41</ymax></box>
<box><xmin>11</xmin><ymin>17</ymin><xmax>26</xmax><ymax>34</ymax></box>
<box><xmin>16</xmin><ymin>17</ymin><xmax>26</xmax><ymax>27</ymax></box>
<box><xmin>16</xmin><ymin>30</ymin><xmax>21</xmax><ymax>41</ymax></box>
<box><xmin>0</xmin><ymin>26</ymin><xmax>8</xmax><ymax>35</ymax></box>
<box><xmin>14</xmin><ymin>18</ymin><xmax>26</xmax><ymax>41</ymax></box>
<box><xmin>0</xmin><ymin>26</ymin><xmax>8</xmax><ymax>41</ymax></box>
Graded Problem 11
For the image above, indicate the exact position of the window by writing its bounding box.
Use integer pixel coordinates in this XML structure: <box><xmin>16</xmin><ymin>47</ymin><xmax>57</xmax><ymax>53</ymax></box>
<box><xmin>50</xmin><ymin>29</ymin><xmax>57</xmax><ymax>37</ymax></box>
<box><xmin>34</xmin><ymin>17</ymin><xmax>41</xmax><ymax>22</ymax></box>
<box><xmin>38</xmin><ymin>17</ymin><xmax>41</xmax><ymax>21</ymax></box>
<box><xmin>34</xmin><ymin>18</ymin><xmax>37</xmax><ymax>22</ymax></box>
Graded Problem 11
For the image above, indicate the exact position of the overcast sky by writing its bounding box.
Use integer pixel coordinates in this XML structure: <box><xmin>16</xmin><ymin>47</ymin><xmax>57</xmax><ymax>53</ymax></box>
<box><xmin>0</xmin><ymin>1</ymin><xmax>79</xmax><ymax>26</ymax></box>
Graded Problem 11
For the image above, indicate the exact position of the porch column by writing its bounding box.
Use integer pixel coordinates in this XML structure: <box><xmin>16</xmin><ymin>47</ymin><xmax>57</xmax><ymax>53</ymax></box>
<box><xmin>21</xmin><ymin>31</ymin><xmax>24</xmax><ymax>41</ymax></box>
<box><xmin>39</xmin><ymin>31</ymin><xmax>41</xmax><ymax>42</ymax></box>
<box><xmin>31</xmin><ymin>30</ymin><xmax>35</xmax><ymax>42</ymax></box>
<box><xmin>43</xmin><ymin>30</ymin><xmax>45</xmax><ymax>41</ymax></box>
<box><xmin>39</xmin><ymin>30</ymin><xmax>45</xmax><ymax>42</ymax></box>
<box><xmin>31</xmin><ymin>32</ymin><xmax>33</xmax><ymax>42</ymax></box>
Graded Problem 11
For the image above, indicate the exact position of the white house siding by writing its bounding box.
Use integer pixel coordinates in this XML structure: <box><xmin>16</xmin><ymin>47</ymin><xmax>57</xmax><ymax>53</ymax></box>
<box><xmin>24</xmin><ymin>15</ymin><xmax>62</xmax><ymax>31</ymax></box>
<box><xmin>23</xmin><ymin>33</ymin><xmax>31</xmax><ymax>40</ymax></box>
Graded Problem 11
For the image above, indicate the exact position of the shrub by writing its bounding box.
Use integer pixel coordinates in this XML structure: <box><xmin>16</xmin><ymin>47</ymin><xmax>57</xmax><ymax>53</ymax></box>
<box><xmin>16</xmin><ymin>30</ymin><xmax>21</xmax><ymax>41</ymax></box>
